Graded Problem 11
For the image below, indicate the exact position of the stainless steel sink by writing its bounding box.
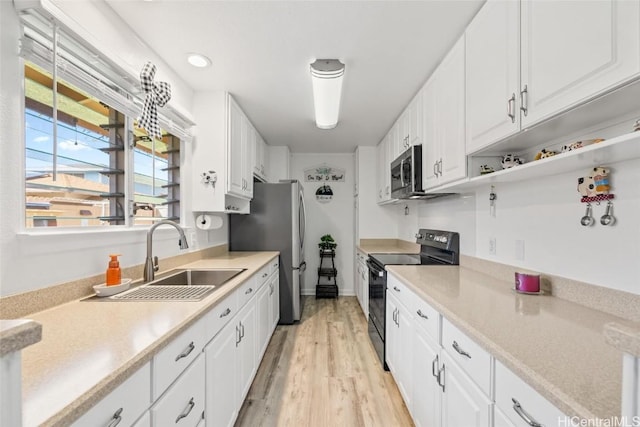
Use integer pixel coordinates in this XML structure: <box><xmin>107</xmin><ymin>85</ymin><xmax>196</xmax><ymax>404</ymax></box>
<box><xmin>110</xmin><ymin>268</ymin><xmax>245</xmax><ymax>301</ymax></box>
<box><xmin>148</xmin><ymin>268</ymin><xmax>245</xmax><ymax>287</ymax></box>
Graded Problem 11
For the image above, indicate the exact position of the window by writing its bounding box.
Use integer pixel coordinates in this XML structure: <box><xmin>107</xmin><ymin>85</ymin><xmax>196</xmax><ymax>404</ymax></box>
<box><xmin>19</xmin><ymin>14</ymin><xmax>189</xmax><ymax>229</ymax></box>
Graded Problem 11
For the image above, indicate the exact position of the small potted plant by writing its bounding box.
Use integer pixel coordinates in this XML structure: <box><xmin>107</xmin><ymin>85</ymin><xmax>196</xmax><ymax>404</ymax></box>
<box><xmin>318</xmin><ymin>234</ymin><xmax>337</xmax><ymax>252</ymax></box>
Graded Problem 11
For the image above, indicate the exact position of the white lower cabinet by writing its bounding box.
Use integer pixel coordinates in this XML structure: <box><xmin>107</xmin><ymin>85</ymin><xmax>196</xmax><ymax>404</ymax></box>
<box><xmin>440</xmin><ymin>350</ymin><xmax>492</xmax><ymax>427</ymax></box>
<box><xmin>494</xmin><ymin>360</ymin><xmax>565</xmax><ymax>427</ymax></box>
<box><xmin>412</xmin><ymin>327</ymin><xmax>441</xmax><ymax>427</ymax></box>
<box><xmin>256</xmin><ymin>281</ymin><xmax>271</xmax><ymax>359</ymax></box>
<box><xmin>71</xmin><ymin>362</ymin><xmax>151</xmax><ymax>427</ymax></box>
<box><xmin>387</xmin><ymin>272</ymin><xmax>566</xmax><ymax>427</ymax></box>
<box><xmin>269</xmin><ymin>272</ymin><xmax>280</xmax><ymax>332</ymax></box>
<box><xmin>151</xmin><ymin>355</ymin><xmax>205</xmax><ymax>427</ymax></box>
<box><xmin>237</xmin><ymin>298</ymin><xmax>257</xmax><ymax>401</ymax></box>
<box><xmin>204</xmin><ymin>317</ymin><xmax>239</xmax><ymax>427</ymax></box>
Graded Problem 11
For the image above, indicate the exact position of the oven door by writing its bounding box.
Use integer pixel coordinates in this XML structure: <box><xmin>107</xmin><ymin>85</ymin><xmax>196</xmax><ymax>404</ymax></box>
<box><xmin>367</xmin><ymin>260</ymin><xmax>386</xmax><ymax>340</ymax></box>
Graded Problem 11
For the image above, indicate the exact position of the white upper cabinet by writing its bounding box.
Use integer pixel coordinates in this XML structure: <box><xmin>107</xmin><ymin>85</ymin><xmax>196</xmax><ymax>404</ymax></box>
<box><xmin>253</xmin><ymin>133</ymin><xmax>269</xmax><ymax>182</ymax></box>
<box><xmin>520</xmin><ymin>0</ymin><xmax>640</xmax><ymax>126</ymax></box>
<box><xmin>227</xmin><ymin>96</ymin><xmax>253</xmax><ymax>200</ymax></box>
<box><xmin>423</xmin><ymin>36</ymin><xmax>467</xmax><ymax>189</ymax></box>
<box><xmin>465</xmin><ymin>0</ymin><xmax>640</xmax><ymax>154</ymax></box>
<box><xmin>465</xmin><ymin>0</ymin><xmax>520</xmax><ymax>154</ymax></box>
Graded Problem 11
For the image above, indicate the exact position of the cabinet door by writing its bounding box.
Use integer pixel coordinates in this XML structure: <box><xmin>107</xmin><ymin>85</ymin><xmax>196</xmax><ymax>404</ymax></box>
<box><xmin>205</xmin><ymin>322</ymin><xmax>239</xmax><ymax>427</ymax></box>
<box><xmin>465</xmin><ymin>0</ymin><xmax>520</xmax><ymax>154</ymax></box>
<box><xmin>521</xmin><ymin>0</ymin><xmax>640</xmax><ymax>126</ymax></box>
<box><xmin>256</xmin><ymin>282</ymin><xmax>271</xmax><ymax>360</ymax></box>
<box><xmin>376</xmin><ymin>140</ymin><xmax>385</xmax><ymax>203</ymax></box>
<box><xmin>409</xmin><ymin>91</ymin><xmax>423</xmax><ymax>146</ymax></box>
<box><xmin>436</xmin><ymin>36</ymin><xmax>467</xmax><ymax>186</ymax></box>
<box><xmin>440</xmin><ymin>351</ymin><xmax>491</xmax><ymax>427</ymax></box>
<box><xmin>422</xmin><ymin>76</ymin><xmax>439</xmax><ymax>190</ymax></box>
<box><xmin>242</xmin><ymin>121</ymin><xmax>253</xmax><ymax>198</ymax></box>
<box><xmin>359</xmin><ymin>262</ymin><xmax>368</xmax><ymax>317</ymax></box>
<box><xmin>396</xmin><ymin>301</ymin><xmax>414</xmax><ymax>411</ymax></box>
<box><xmin>238</xmin><ymin>301</ymin><xmax>257</xmax><ymax>402</ymax></box>
<box><xmin>227</xmin><ymin>97</ymin><xmax>245</xmax><ymax>197</ymax></box>
<box><xmin>269</xmin><ymin>273</ymin><xmax>280</xmax><ymax>331</ymax></box>
<box><xmin>385</xmin><ymin>292</ymin><xmax>400</xmax><ymax>375</ymax></box>
<box><xmin>412</xmin><ymin>330</ymin><xmax>441</xmax><ymax>427</ymax></box>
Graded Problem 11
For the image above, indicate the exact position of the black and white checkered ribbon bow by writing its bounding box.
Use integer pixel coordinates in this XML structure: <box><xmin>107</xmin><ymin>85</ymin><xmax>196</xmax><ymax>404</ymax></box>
<box><xmin>138</xmin><ymin>62</ymin><xmax>171</xmax><ymax>140</ymax></box>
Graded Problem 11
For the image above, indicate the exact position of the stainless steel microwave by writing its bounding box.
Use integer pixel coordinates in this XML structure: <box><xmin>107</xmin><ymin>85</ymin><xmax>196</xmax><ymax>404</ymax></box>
<box><xmin>391</xmin><ymin>145</ymin><xmax>423</xmax><ymax>199</ymax></box>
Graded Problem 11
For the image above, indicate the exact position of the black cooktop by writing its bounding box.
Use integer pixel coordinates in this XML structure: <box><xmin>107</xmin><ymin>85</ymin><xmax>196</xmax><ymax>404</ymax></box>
<box><xmin>369</xmin><ymin>253</ymin><xmax>447</xmax><ymax>266</ymax></box>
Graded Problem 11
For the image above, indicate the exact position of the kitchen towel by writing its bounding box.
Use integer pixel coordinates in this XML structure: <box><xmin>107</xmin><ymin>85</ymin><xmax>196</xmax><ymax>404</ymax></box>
<box><xmin>138</xmin><ymin>61</ymin><xmax>171</xmax><ymax>140</ymax></box>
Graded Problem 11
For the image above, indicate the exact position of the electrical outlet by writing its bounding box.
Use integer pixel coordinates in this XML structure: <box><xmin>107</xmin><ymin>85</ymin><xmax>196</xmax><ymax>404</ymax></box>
<box><xmin>489</xmin><ymin>237</ymin><xmax>496</xmax><ymax>255</ymax></box>
<box><xmin>515</xmin><ymin>240</ymin><xmax>525</xmax><ymax>261</ymax></box>
<box><xmin>189</xmin><ymin>232</ymin><xmax>197</xmax><ymax>249</ymax></box>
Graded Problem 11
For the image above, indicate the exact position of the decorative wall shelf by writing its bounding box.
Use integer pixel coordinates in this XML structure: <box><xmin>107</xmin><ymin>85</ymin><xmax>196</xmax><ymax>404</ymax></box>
<box><xmin>430</xmin><ymin>131</ymin><xmax>640</xmax><ymax>193</ymax></box>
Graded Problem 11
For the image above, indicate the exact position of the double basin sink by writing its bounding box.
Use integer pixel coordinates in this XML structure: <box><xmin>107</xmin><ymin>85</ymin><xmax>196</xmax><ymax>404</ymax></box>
<box><xmin>110</xmin><ymin>268</ymin><xmax>246</xmax><ymax>302</ymax></box>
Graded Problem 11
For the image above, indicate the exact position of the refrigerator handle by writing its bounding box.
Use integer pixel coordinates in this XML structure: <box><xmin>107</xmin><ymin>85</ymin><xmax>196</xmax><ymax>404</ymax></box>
<box><xmin>293</xmin><ymin>261</ymin><xmax>307</xmax><ymax>272</ymax></box>
<box><xmin>299</xmin><ymin>189</ymin><xmax>306</xmax><ymax>248</ymax></box>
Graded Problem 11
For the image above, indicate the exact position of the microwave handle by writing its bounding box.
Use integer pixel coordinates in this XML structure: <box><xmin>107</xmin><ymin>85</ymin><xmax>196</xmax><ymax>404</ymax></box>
<box><xmin>400</xmin><ymin>158</ymin><xmax>405</xmax><ymax>187</ymax></box>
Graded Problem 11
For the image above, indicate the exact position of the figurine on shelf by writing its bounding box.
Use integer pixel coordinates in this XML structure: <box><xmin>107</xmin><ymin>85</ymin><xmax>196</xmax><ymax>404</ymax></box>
<box><xmin>480</xmin><ymin>165</ymin><xmax>495</xmax><ymax>175</ymax></box>
<box><xmin>561</xmin><ymin>138</ymin><xmax>605</xmax><ymax>153</ymax></box>
<box><xmin>500</xmin><ymin>154</ymin><xmax>524</xmax><ymax>169</ymax></box>
<box><xmin>534</xmin><ymin>148</ymin><xmax>558</xmax><ymax>160</ymax></box>
<box><xmin>577</xmin><ymin>167</ymin><xmax>610</xmax><ymax>197</ymax></box>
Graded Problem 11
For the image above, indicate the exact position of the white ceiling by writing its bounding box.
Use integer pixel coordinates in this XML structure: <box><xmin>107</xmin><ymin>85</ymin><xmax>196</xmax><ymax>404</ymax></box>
<box><xmin>107</xmin><ymin>0</ymin><xmax>484</xmax><ymax>153</ymax></box>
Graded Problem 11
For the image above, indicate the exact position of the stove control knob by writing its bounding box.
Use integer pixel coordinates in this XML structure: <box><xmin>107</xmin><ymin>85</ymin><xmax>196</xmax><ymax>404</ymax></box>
<box><xmin>415</xmin><ymin>233</ymin><xmax>424</xmax><ymax>240</ymax></box>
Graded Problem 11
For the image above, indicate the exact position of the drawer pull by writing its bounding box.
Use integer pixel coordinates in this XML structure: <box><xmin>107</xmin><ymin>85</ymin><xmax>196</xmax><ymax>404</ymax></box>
<box><xmin>245</xmin><ymin>287</ymin><xmax>253</xmax><ymax>295</ymax></box>
<box><xmin>512</xmin><ymin>398</ymin><xmax>542</xmax><ymax>427</ymax></box>
<box><xmin>175</xmin><ymin>397</ymin><xmax>195</xmax><ymax>423</ymax></box>
<box><xmin>269</xmin><ymin>283</ymin><xmax>274</xmax><ymax>296</ymax></box>
<box><xmin>452</xmin><ymin>340</ymin><xmax>471</xmax><ymax>359</ymax></box>
<box><xmin>236</xmin><ymin>325</ymin><xmax>240</xmax><ymax>347</ymax></box>
<box><xmin>219</xmin><ymin>307</ymin><xmax>231</xmax><ymax>318</ymax></box>
<box><xmin>262</xmin><ymin>273</ymin><xmax>268</xmax><ymax>278</ymax></box>
<box><xmin>106</xmin><ymin>408</ymin><xmax>123</xmax><ymax>427</ymax></box>
<box><xmin>416</xmin><ymin>309</ymin><xmax>429</xmax><ymax>320</ymax></box>
<box><xmin>273</xmin><ymin>263</ymin><xmax>278</xmax><ymax>268</ymax></box>
<box><xmin>393</xmin><ymin>286</ymin><xmax>400</xmax><ymax>292</ymax></box>
<box><xmin>175</xmin><ymin>341</ymin><xmax>195</xmax><ymax>362</ymax></box>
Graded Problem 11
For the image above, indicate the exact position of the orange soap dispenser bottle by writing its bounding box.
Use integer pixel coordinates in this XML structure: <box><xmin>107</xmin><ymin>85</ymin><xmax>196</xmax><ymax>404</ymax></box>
<box><xmin>106</xmin><ymin>254</ymin><xmax>122</xmax><ymax>286</ymax></box>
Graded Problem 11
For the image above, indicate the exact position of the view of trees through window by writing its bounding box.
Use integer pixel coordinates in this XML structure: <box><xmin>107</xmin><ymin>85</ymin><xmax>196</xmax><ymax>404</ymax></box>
<box><xmin>24</xmin><ymin>62</ymin><xmax>180</xmax><ymax>228</ymax></box>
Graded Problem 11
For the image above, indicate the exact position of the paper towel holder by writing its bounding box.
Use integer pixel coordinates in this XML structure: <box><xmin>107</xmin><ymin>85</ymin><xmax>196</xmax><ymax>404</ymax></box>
<box><xmin>202</xmin><ymin>170</ymin><xmax>217</xmax><ymax>188</ymax></box>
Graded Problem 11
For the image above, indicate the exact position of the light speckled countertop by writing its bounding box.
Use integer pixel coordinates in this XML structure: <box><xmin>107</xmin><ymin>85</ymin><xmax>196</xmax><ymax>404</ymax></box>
<box><xmin>0</xmin><ymin>319</ymin><xmax>42</xmax><ymax>356</ymax></box>
<box><xmin>386</xmin><ymin>264</ymin><xmax>634</xmax><ymax>420</ymax></box>
<box><xmin>19</xmin><ymin>251</ymin><xmax>278</xmax><ymax>427</ymax></box>
<box><xmin>357</xmin><ymin>238</ymin><xmax>420</xmax><ymax>255</ymax></box>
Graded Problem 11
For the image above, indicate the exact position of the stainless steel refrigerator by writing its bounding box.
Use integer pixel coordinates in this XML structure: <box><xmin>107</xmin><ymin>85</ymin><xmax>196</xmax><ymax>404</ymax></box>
<box><xmin>229</xmin><ymin>180</ymin><xmax>307</xmax><ymax>324</ymax></box>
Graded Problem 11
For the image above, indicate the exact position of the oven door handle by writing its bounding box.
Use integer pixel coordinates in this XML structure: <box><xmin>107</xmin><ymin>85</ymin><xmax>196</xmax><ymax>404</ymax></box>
<box><xmin>366</xmin><ymin>260</ymin><xmax>385</xmax><ymax>277</ymax></box>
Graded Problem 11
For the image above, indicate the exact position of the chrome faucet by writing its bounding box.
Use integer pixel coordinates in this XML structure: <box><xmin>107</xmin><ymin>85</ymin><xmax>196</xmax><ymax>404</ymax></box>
<box><xmin>144</xmin><ymin>219</ymin><xmax>189</xmax><ymax>283</ymax></box>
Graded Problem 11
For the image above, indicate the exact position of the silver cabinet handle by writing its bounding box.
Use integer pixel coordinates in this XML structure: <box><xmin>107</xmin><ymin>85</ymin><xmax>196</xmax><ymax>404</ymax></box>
<box><xmin>235</xmin><ymin>325</ymin><xmax>240</xmax><ymax>347</ymax></box>
<box><xmin>512</xmin><ymin>398</ymin><xmax>542</xmax><ymax>427</ymax></box>
<box><xmin>438</xmin><ymin>363</ymin><xmax>446</xmax><ymax>392</ymax></box>
<box><xmin>438</xmin><ymin>159</ymin><xmax>443</xmax><ymax>176</ymax></box>
<box><xmin>431</xmin><ymin>355</ymin><xmax>439</xmax><ymax>379</ymax></box>
<box><xmin>520</xmin><ymin>85</ymin><xmax>528</xmax><ymax>117</ymax></box>
<box><xmin>507</xmin><ymin>93</ymin><xmax>516</xmax><ymax>123</ymax></box>
<box><xmin>245</xmin><ymin>287</ymin><xmax>253</xmax><ymax>294</ymax></box>
<box><xmin>452</xmin><ymin>340</ymin><xmax>471</xmax><ymax>359</ymax></box>
<box><xmin>269</xmin><ymin>283</ymin><xmax>274</xmax><ymax>295</ymax></box>
<box><xmin>416</xmin><ymin>309</ymin><xmax>428</xmax><ymax>320</ymax></box>
<box><xmin>273</xmin><ymin>262</ymin><xmax>278</xmax><ymax>268</ymax></box>
<box><xmin>262</xmin><ymin>273</ymin><xmax>268</xmax><ymax>278</ymax></box>
<box><xmin>106</xmin><ymin>408</ymin><xmax>123</xmax><ymax>427</ymax></box>
<box><xmin>240</xmin><ymin>321</ymin><xmax>245</xmax><ymax>339</ymax></box>
<box><xmin>393</xmin><ymin>286</ymin><xmax>400</xmax><ymax>292</ymax></box>
<box><xmin>396</xmin><ymin>309</ymin><xmax>400</xmax><ymax>326</ymax></box>
<box><xmin>175</xmin><ymin>341</ymin><xmax>195</xmax><ymax>362</ymax></box>
<box><xmin>433</xmin><ymin>161</ymin><xmax>438</xmax><ymax>177</ymax></box>
<box><xmin>219</xmin><ymin>307</ymin><xmax>231</xmax><ymax>318</ymax></box>
<box><xmin>175</xmin><ymin>397</ymin><xmax>195</xmax><ymax>423</ymax></box>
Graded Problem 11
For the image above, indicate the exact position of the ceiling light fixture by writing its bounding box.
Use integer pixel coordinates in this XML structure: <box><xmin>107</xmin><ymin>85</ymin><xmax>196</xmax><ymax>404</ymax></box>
<box><xmin>187</xmin><ymin>53</ymin><xmax>211</xmax><ymax>68</ymax></box>
<box><xmin>310</xmin><ymin>59</ymin><xmax>345</xmax><ymax>130</ymax></box>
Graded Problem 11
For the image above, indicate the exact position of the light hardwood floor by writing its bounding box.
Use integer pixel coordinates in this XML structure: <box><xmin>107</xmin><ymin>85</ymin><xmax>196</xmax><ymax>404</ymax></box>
<box><xmin>236</xmin><ymin>296</ymin><xmax>414</xmax><ymax>427</ymax></box>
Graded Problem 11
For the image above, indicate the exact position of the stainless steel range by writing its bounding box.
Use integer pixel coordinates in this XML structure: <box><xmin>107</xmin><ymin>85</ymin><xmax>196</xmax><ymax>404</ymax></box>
<box><xmin>366</xmin><ymin>229</ymin><xmax>460</xmax><ymax>370</ymax></box>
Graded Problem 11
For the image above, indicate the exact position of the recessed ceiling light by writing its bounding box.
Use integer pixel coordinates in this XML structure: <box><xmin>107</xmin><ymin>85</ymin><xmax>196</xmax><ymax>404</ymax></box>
<box><xmin>187</xmin><ymin>53</ymin><xmax>211</xmax><ymax>68</ymax></box>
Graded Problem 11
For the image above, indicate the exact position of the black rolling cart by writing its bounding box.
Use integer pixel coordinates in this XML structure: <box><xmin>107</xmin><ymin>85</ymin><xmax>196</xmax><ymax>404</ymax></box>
<box><xmin>316</xmin><ymin>248</ymin><xmax>338</xmax><ymax>298</ymax></box>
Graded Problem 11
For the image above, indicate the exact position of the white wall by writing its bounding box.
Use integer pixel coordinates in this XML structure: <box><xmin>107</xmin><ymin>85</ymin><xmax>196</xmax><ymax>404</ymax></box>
<box><xmin>291</xmin><ymin>153</ymin><xmax>355</xmax><ymax>296</ymax></box>
<box><xmin>395</xmin><ymin>157</ymin><xmax>640</xmax><ymax>295</ymax></box>
<box><xmin>0</xmin><ymin>2</ymin><xmax>224</xmax><ymax>297</ymax></box>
